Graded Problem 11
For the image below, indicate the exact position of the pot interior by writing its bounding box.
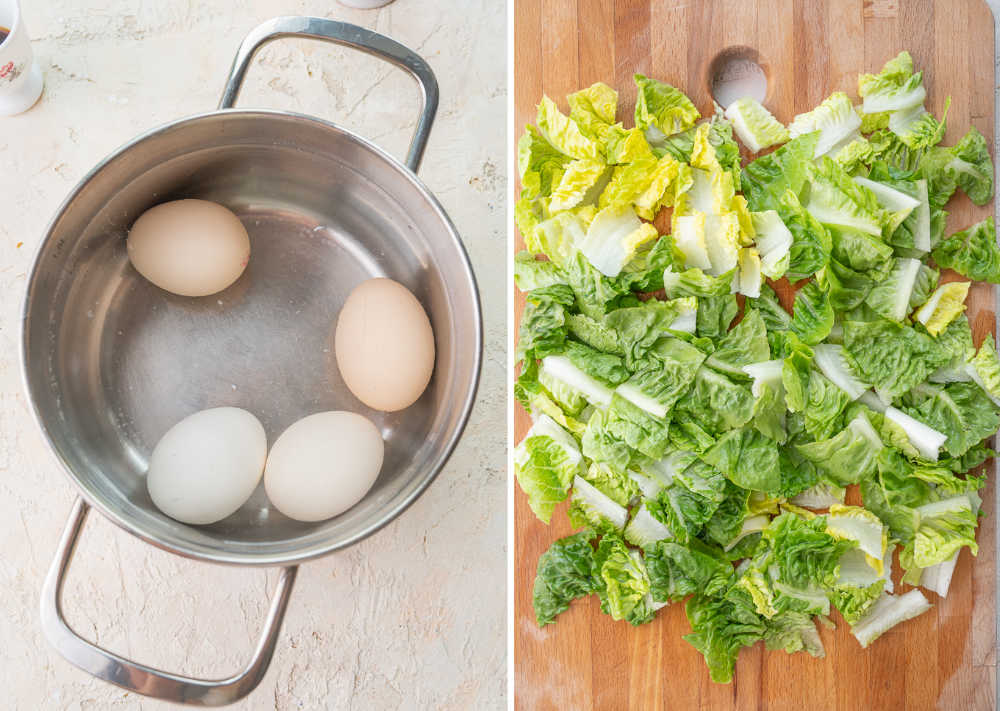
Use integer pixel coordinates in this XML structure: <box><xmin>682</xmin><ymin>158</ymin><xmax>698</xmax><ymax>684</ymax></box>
<box><xmin>23</xmin><ymin>111</ymin><xmax>480</xmax><ymax>565</ymax></box>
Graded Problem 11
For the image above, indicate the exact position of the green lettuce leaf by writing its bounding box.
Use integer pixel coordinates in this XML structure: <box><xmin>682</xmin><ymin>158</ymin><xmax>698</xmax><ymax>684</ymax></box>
<box><xmin>646</xmin><ymin>538</ymin><xmax>734</xmax><ymax>603</ymax></box>
<box><xmin>567</xmin><ymin>82</ymin><xmax>618</xmax><ymax>140</ymax></box>
<box><xmin>648</xmin><ymin>481</ymin><xmax>719</xmax><ymax>544</ymax></box>
<box><xmin>920</xmin><ymin>126</ymin><xmax>994</xmax><ymax>207</ymax></box>
<box><xmin>514</xmin><ymin>414</ymin><xmax>583</xmax><ymax>522</ymax></box>
<box><xmin>533</xmin><ymin>529</ymin><xmax>598</xmax><ymax>625</ymax></box>
<box><xmin>634</xmin><ymin>74</ymin><xmax>700</xmax><ymax>144</ymax></box>
<box><xmin>516</xmin><ymin>284</ymin><xmax>575</xmax><ymax>361</ymax></box>
<box><xmin>969</xmin><ymin>334</ymin><xmax>1000</xmax><ymax>405</ymax></box>
<box><xmin>858</xmin><ymin>51</ymin><xmax>926</xmax><ymax>114</ymax></box>
<box><xmin>788</xmin><ymin>92</ymin><xmax>863</xmax><ymax>158</ymax></box>
<box><xmin>850</xmin><ymin>590</ymin><xmax>932</xmax><ymax>648</ymax></box>
<box><xmin>790</xmin><ymin>280</ymin><xmax>835</xmax><ymax>345</ymax></box>
<box><xmin>724</xmin><ymin>97</ymin><xmax>789</xmax><ymax>153</ymax></box>
<box><xmin>842</xmin><ymin>319</ymin><xmax>949</xmax><ymax>399</ymax></box>
<box><xmin>600</xmin><ymin>153</ymin><xmax>691</xmax><ymax>219</ymax></box>
<box><xmin>900</xmin><ymin>382</ymin><xmax>1000</xmax><ymax>458</ymax></box>
<box><xmin>518</xmin><ymin>124</ymin><xmax>571</xmax><ymax>199</ymax></box>
<box><xmin>908</xmin><ymin>495</ymin><xmax>980</xmax><ymax>568</ymax></box>
<box><xmin>764</xmin><ymin>512</ymin><xmax>857</xmax><ymax>589</ymax></box>
<box><xmin>777</xmin><ymin>188</ymin><xmax>832</xmax><ymax>280</ymax></box>
<box><xmin>742</xmin><ymin>133</ymin><xmax>820</xmax><ymax>212</ymax></box>
<box><xmin>514</xmin><ymin>252</ymin><xmax>566</xmax><ymax>291</ymax></box>
<box><xmin>800</xmin><ymin>370</ymin><xmax>852</xmax><ymax>440</ymax></box>
<box><xmin>932</xmin><ymin>217</ymin><xmax>1000</xmax><ymax>284</ymax></box>
<box><xmin>549</xmin><ymin>159</ymin><xmax>613</xmax><ymax>213</ymax></box>
<box><xmin>605</xmin><ymin>394</ymin><xmax>672</xmax><ymax>460</ymax></box>
<box><xmin>593</xmin><ymin>535</ymin><xmax>655</xmax><ymax>625</ymax></box>
<box><xmin>603</xmin><ymin>298</ymin><xmax>699</xmax><ymax>366</ymax></box>
<box><xmin>676</xmin><ymin>366</ymin><xmax>757</xmax><ymax>436</ymax></box>
<box><xmin>702</xmin><ymin>428</ymin><xmax>782</xmax><ymax>494</ymax></box>
<box><xmin>914</xmin><ymin>281</ymin><xmax>969</xmax><ymax>336</ymax></box>
<box><xmin>578</xmin><ymin>205</ymin><xmax>660</xmax><ymax>278</ymax></box>
<box><xmin>752</xmin><ymin>210</ymin><xmax>794</xmax><ymax>279</ymax></box>
<box><xmin>763</xmin><ymin>611</ymin><xmax>826</xmax><ymax>658</ymax></box>
<box><xmin>864</xmin><ymin>257</ymin><xmax>923</xmax><ymax>323</ymax></box>
<box><xmin>569</xmin><ymin>474</ymin><xmax>629</xmax><ymax>532</ymax></box>
<box><xmin>704</xmin><ymin>310</ymin><xmax>771</xmax><ymax>377</ymax></box>
<box><xmin>803</xmin><ymin>157</ymin><xmax>885</xmax><ymax>237</ymax></box>
<box><xmin>528</xmin><ymin>211</ymin><xmax>586</xmax><ymax>267</ymax></box>
<box><xmin>579</xmin><ymin>461</ymin><xmax>639</xmax><ymax>507</ymax></box>
<box><xmin>537</xmin><ymin>95</ymin><xmax>604</xmax><ymax>161</ymax></box>
<box><xmin>829</xmin><ymin>580</ymin><xmax>885</xmax><ymax>625</ymax></box>
<box><xmin>581</xmin><ymin>408</ymin><xmax>633</xmax><ymax>473</ymax></box>
<box><xmin>683</xmin><ymin>588</ymin><xmax>766</xmax><ymax>683</ymax></box>
<box><xmin>796</xmin><ymin>414</ymin><xmax>883</xmax><ymax>486</ymax></box>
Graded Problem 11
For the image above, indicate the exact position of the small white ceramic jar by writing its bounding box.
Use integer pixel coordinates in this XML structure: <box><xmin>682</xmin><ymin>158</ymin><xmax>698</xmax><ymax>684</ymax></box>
<box><xmin>0</xmin><ymin>0</ymin><xmax>43</xmax><ymax>116</ymax></box>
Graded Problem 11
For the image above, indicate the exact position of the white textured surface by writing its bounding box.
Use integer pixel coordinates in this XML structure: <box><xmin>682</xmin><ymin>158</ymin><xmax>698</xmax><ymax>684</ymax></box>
<box><xmin>0</xmin><ymin>1</ymin><xmax>506</xmax><ymax>708</ymax></box>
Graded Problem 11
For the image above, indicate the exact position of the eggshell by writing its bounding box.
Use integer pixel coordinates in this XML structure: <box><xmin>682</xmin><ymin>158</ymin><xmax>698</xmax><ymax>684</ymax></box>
<box><xmin>127</xmin><ymin>199</ymin><xmax>250</xmax><ymax>297</ymax></box>
<box><xmin>334</xmin><ymin>278</ymin><xmax>435</xmax><ymax>411</ymax></box>
<box><xmin>264</xmin><ymin>411</ymin><xmax>384</xmax><ymax>522</ymax></box>
<box><xmin>146</xmin><ymin>407</ymin><xmax>267</xmax><ymax>525</ymax></box>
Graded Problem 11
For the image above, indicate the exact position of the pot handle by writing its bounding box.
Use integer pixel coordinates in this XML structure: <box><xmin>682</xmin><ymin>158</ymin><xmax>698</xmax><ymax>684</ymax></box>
<box><xmin>218</xmin><ymin>16</ymin><xmax>439</xmax><ymax>173</ymax></box>
<box><xmin>40</xmin><ymin>498</ymin><xmax>298</xmax><ymax>706</ymax></box>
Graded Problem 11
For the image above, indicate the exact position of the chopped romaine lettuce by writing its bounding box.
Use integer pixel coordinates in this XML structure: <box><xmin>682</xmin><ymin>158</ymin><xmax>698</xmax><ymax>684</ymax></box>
<box><xmin>724</xmin><ymin>97</ymin><xmax>789</xmax><ymax>152</ymax></box>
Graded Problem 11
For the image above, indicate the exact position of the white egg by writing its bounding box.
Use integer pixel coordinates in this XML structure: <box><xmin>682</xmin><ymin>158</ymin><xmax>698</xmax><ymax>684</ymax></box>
<box><xmin>127</xmin><ymin>199</ymin><xmax>251</xmax><ymax>297</ymax></box>
<box><xmin>147</xmin><ymin>407</ymin><xmax>267</xmax><ymax>525</ymax></box>
<box><xmin>264</xmin><ymin>411</ymin><xmax>384</xmax><ymax>522</ymax></box>
<box><xmin>335</xmin><ymin>278</ymin><xmax>435</xmax><ymax>412</ymax></box>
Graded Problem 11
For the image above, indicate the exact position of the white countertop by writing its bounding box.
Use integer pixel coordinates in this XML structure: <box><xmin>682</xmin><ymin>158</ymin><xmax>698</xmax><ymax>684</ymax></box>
<box><xmin>0</xmin><ymin>1</ymin><xmax>506</xmax><ymax>708</ymax></box>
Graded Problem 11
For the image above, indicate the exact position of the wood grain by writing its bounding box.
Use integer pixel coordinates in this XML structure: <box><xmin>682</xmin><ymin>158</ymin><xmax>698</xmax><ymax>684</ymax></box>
<box><xmin>512</xmin><ymin>1</ymin><xmax>998</xmax><ymax>709</ymax></box>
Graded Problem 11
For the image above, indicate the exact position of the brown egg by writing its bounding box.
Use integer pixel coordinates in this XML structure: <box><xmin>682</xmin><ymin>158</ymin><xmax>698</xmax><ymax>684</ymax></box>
<box><xmin>127</xmin><ymin>199</ymin><xmax>250</xmax><ymax>297</ymax></box>
<box><xmin>335</xmin><ymin>278</ymin><xmax>435</xmax><ymax>412</ymax></box>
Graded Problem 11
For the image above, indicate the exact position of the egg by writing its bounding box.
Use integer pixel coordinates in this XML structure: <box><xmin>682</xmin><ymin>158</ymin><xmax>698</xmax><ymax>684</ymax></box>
<box><xmin>127</xmin><ymin>199</ymin><xmax>251</xmax><ymax>297</ymax></box>
<box><xmin>147</xmin><ymin>407</ymin><xmax>266</xmax><ymax>525</ymax></box>
<box><xmin>264</xmin><ymin>411</ymin><xmax>384</xmax><ymax>522</ymax></box>
<box><xmin>335</xmin><ymin>278</ymin><xmax>435</xmax><ymax>411</ymax></box>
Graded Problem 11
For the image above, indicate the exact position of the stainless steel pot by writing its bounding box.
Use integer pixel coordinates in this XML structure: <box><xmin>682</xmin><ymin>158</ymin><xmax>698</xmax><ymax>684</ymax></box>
<box><xmin>21</xmin><ymin>17</ymin><xmax>482</xmax><ymax>706</ymax></box>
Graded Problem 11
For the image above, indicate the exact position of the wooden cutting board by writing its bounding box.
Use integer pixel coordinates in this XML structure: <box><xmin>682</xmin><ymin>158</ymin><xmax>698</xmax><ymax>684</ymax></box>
<box><xmin>513</xmin><ymin>1</ymin><xmax>997</xmax><ymax>709</ymax></box>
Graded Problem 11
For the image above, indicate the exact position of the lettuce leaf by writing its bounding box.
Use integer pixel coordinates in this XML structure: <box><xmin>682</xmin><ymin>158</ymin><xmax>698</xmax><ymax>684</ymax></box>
<box><xmin>900</xmin><ymin>382</ymin><xmax>1000</xmax><ymax>458</ymax></box>
<box><xmin>516</xmin><ymin>284</ymin><xmax>574</xmax><ymax>361</ymax></box>
<box><xmin>850</xmin><ymin>590</ymin><xmax>932</xmax><ymax>648</ymax></box>
<box><xmin>569</xmin><ymin>475</ymin><xmax>629</xmax><ymax>532</ymax></box>
<box><xmin>514</xmin><ymin>415</ymin><xmax>583</xmax><ymax>522</ymax></box>
<box><xmin>752</xmin><ymin>210</ymin><xmax>794</xmax><ymax>279</ymax></box>
<box><xmin>537</xmin><ymin>95</ymin><xmax>604</xmax><ymax>161</ymax></box>
<box><xmin>932</xmin><ymin>217</ymin><xmax>1000</xmax><ymax>284</ymax></box>
<box><xmin>796</xmin><ymin>415</ymin><xmax>883</xmax><ymax>486</ymax></box>
<box><xmin>683</xmin><ymin>588</ymin><xmax>766</xmax><ymax>683</ymax></box>
<box><xmin>842</xmin><ymin>319</ymin><xmax>949</xmax><ymax>399</ymax></box>
<box><xmin>788</xmin><ymin>92</ymin><xmax>863</xmax><ymax>158</ymax></box>
<box><xmin>914</xmin><ymin>281</ymin><xmax>969</xmax><ymax>336</ymax></box>
<box><xmin>533</xmin><ymin>529</ymin><xmax>598</xmax><ymax>625</ymax></box>
<box><xmin>646</xmin><ymin>539</ymin><xmax>734</xmax><ymax>602</ymax></box>
<box><xmin>518</xmin><ymin>125</ymin><xmax>571</xmax><ymax>199</ymax></box>
<box><xmin>858</xmin><ymin>52</ymin><xmax>925</xmax><ymax>113</ymax></box>
<box><xmin>634</xmin><ymin>74</ymin><xmax>701</xmax><ymax>143</ymax></box>
<box><xmin>742</xmin><ymin>133</ymin><xmax>820</xmax><ymax>212</ymax></box>
<box><xmin>920</xmin><ymin>127</ymin><xmax>994</xmax><ymax>207</ymax></box>
<box><xmin>777</xmin><ymin>188</ymin><xmax>832</xmax><ymax>280</ymax></box>
<box><xmin>593</xmin><ymin>535</ymin><xmax>655</xmax><ymax>625</ymax></box>
<box><xmin>514</xmin><ymin>252</ymin><xmax>566</xmax><ymax>291</ymax></box>
<box><xmin>790</xmin><ymin>280</ymin><xmax>835</xmax><ymax>345</ymax></box>
<box><xmin>578</xmin><ymin>205</ymin><xmax>660</xmax><ymax>277</ymax></box>
<box><xmin>803</xmin><ymin>158</ymin><xmax>885</xmax><ymax>237</ymax></box>
<box><xmin>725</xmin><ymin>97</ymin><xmax>789</xmax><ymax>153</ymax></box>
<box><xmin>567</xmin><ymin>82</ymin><xmax>618</xmax><ymax>140</ymax></box>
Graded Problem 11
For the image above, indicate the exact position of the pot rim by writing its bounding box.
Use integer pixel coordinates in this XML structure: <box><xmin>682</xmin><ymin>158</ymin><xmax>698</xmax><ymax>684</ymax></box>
<box><xmin>20</xmin><ymin>108</ymin><xmax>484</xmax><ymax>567</ymax></box>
